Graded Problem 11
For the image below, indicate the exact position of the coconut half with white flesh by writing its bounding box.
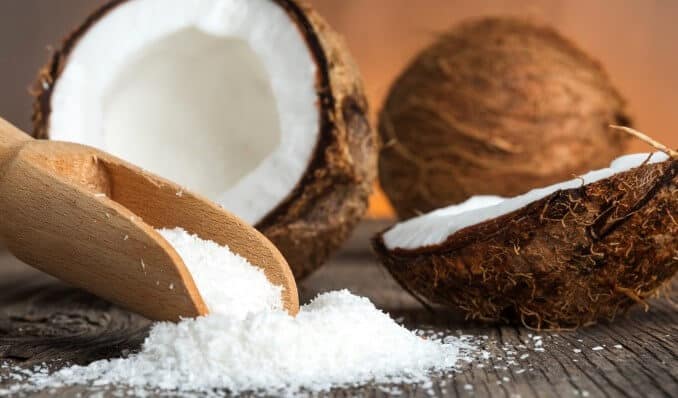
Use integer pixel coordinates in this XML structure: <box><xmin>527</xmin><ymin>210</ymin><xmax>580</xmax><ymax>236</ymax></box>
<box><xmin>374</xmin><ymin>153</ymin><xmax>678</xmax><ymax>329</ymax></box>
<box><xmin>33</xmin><ymin>0</ymin><xmax>376</xmax><ymax>279</ymax></box>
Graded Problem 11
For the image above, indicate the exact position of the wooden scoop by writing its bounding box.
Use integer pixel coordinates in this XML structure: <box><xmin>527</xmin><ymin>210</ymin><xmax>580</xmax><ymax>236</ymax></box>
<box><xmin>0</xmin><ymin>118</ymin><xmax>299</xmax><ymax>321</ymax></box>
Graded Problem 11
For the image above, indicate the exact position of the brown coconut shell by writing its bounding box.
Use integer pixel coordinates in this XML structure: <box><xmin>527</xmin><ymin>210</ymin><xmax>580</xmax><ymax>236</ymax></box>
<box><xmin>31</xmin><ymin>0</ymin><xmax>377</xmax><ymax>280</ymax></box>
<box><xmin>379</xmin><ymin>17</ymin><xmax>631</xmax><ymax>219</ymax></box>
<box><xmin>373</xmin><ymin>159</ymin><xmax>678</xmax><ymax>329</ymax></box>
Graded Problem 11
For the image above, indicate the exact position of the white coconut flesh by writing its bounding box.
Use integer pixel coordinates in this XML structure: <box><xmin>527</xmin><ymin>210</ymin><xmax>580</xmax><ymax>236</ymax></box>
<box><xmin>48</xmin><ymin>0</ymin><xmax>319</xmax><ymax>224</ymax></box>
<box><xmin>384</xmin><ymin>152</ymin><xmax>670</xmax><ymax>250</ymax></box>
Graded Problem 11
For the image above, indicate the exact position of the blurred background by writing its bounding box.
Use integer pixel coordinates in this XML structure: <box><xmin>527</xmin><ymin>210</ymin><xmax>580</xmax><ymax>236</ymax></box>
<box><xmin>1</xmin><ymin>0</ymin><xmax>676</xmax><ymax>217</ymax></box>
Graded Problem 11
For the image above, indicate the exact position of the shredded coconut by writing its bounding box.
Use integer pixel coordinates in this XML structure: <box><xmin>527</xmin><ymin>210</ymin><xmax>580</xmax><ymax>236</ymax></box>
<box><xmin>8</xmin><ymin>228</ymin><xmax>469</xmax><ymax>395</ymax></box>
<box><xmin>157</xmin><ymin>228</ymin><xmax>282</xmax><ymax>319</ymax></box>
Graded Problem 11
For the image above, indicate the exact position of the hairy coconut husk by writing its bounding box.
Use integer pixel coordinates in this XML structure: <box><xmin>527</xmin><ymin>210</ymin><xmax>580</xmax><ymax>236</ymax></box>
<box><xmin>31</xmin><ymin>0</ymin><xmax>377</xmax><ymax>280</ymax></box>
<box><xmin>379</xmin><ymin>17</ymin><xmax>631</xmax><ymax>219</ymax></box>
<box><xmin>373</xmin><ymin>159</ymin><xmax>678</xmax><ymax>329</ymax></box>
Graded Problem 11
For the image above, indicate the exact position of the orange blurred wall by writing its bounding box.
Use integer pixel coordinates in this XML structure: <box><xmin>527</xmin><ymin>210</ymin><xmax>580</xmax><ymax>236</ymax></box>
<box><xmin>309</xmin><ymin>0</ymin><xmax>678</xmax><ymax>218</ymax></box>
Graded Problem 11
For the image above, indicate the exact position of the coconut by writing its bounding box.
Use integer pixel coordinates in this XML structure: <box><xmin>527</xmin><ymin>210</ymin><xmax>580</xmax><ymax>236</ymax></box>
<box><xmin>373</xmin><ymin>152</ymin><xmax>678</xmax><ymax>329</ymax></box>
<box><xmin>32</xmin><ymin>0</ymin><xmax>376</xmax><ymax>279</ymax></box>
<box><xmin>379</xmin><ymin>17</ymin><xmax>631</xmax><ymax>219</ymax></box>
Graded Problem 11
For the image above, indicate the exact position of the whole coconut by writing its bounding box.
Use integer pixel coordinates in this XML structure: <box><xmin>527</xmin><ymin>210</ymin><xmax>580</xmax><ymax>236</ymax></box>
<box><xmin>379</xmin><ymin>17</ymin><xmax>631</xmax><ymax>219</ymax></box>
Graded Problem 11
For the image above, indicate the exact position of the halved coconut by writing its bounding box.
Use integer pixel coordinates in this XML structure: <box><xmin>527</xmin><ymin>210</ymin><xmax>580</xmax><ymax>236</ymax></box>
<box><xmin>32</xmin><ymin>0</ymin><xmax>376</xmax><ymax>279</ymax></box>
<box><xmin>374</xmin><ymin>153</ymin><xmax>677</xmax><ymax>329</ymax></box>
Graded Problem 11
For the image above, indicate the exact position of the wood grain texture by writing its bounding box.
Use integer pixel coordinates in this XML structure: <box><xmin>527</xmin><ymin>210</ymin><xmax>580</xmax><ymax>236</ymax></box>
<box><xmin>1</xmin><ymin>221</ymin><xmax>676</xmax><ymax>397</ymax></box>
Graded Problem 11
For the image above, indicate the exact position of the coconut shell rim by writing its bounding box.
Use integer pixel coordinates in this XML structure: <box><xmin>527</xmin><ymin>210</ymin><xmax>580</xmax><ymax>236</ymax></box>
<box><xmin>373</xmin><ymin>159</ymin><xmax>678</xmax><ymax>257</ymax></box>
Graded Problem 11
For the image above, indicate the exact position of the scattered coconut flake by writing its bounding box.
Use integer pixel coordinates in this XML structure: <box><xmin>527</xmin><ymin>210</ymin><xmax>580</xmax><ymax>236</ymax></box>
<box><xmin>384</xmin><ymin>152</ymin><xmax>669</xmax><ymax>249</ymax></box>
<box><xmin>10</xmin><ymin>228</ymin><xmax>471</xmax><ymax>395</ymax></box>
<box><xmin>592</xmin><ymin>346</ymin><xmax>604</xmax><ymax>351</ymax></box>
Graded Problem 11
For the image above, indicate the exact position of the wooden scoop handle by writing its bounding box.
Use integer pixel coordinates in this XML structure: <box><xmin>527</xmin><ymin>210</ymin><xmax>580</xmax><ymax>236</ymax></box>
<box><xmin>0</xmin><ymin>119</ymin><xmax>31</xmax><ymax>163</ymax></box>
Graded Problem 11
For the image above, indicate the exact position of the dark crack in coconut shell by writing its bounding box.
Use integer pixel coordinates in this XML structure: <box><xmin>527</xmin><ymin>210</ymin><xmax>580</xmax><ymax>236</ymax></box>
<box><xmin>373</xmin><ymin>160</ymin><xmax>678</xmax><ymax>329</ymax></box>
<box><xmin>379</xmin><ymin>17</ymin><xmax>631</xmax><ymax>219</ymax></box>
<box><xmin>31</xmin><ymin>0</ymin><xmax>377</xmax><ymax>280</ymax></box>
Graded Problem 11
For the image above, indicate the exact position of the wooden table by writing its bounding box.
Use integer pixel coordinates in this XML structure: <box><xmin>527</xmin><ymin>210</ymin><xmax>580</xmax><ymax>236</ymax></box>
<box><xmin>1</xmin><ymin>221</ymin><xmax>676</xmax><ymax>397</ymax></box>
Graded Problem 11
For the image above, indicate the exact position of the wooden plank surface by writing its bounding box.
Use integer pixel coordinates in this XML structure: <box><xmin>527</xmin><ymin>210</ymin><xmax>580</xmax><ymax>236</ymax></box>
<box><xmin>0</xmin><ymin>221</ymin><xmax>676</xmax><ymax>397</ymax></box>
